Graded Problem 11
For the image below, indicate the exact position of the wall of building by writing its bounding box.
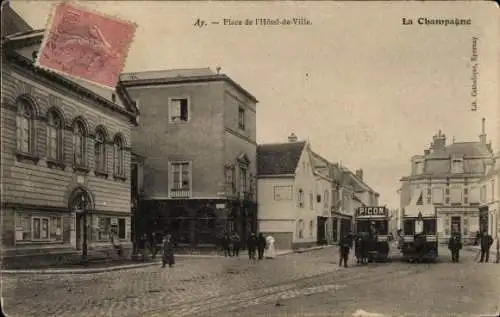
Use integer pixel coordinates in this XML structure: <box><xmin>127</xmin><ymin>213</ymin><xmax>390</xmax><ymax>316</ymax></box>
<box><xmin>222</xmin><ymin>85</ymin><xmax>257</xmax><ymax>201</ymax></box>
<box><xmin>2</xmin><ymin>64</ymin><xmax>133</xmax><ymax>255</ymax></box>
<box><xmin>294</xmin><ymin>147</ymin><xmax>320</xmax><ymax>246</ymax></box>
<box><xmin>126</xmin><ymin>82</ymin><xmax>225</xmax><ymax>199</ymax></box>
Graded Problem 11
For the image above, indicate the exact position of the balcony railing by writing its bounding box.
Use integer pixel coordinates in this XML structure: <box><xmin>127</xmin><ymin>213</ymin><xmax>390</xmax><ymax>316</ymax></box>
<box><xmin>170</xmin><ymin>188</ymin><xmax>191</xmax><ymax>198</ymax></box>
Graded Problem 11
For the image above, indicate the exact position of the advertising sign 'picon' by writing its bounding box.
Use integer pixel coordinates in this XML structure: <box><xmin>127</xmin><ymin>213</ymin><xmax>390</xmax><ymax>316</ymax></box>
<box><xmin>356</xmin><ymin>207</ymin><xmax>388</xmax><ymax>217</ymax></box>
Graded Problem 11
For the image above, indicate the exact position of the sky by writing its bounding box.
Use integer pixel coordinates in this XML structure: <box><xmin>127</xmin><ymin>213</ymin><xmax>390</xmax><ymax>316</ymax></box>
<box><xmin>11</xmin><ymin>0</ymin><xmax>499</xmax><ymax>208</ymax></box>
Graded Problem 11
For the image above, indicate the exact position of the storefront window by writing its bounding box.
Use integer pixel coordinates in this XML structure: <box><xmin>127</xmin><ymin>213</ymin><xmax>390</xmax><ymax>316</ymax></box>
<box><xmin>15</xmin><ymin>213</ymin><xmax>62</xmax><ymax>242</ymax></box>
<box><xmin>98</xmin><ymin>216</ymin><xmax>126</xmax><ymax>241</ymax></box>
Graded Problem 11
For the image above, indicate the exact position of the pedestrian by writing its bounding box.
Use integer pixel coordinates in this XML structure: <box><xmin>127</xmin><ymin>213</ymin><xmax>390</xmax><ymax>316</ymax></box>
<box><xmin>247</xmin><ymin>232</ymin><xmax>257</xmax><ymax>262</ymax></box>
<box><xmin>232</xmin><ymin>232</ymin><xmax>241</xmax><ymax>257</ymax></box>
<box><xmin>257</xmin><ymin>233</ymin><xmax>266</xmax><ymax>260</ymax></box>
<box><xmin>161</xmin><ymin>234</ymin><xmax>175</xmax><ymax>268</ymax></box>
<box><xmin>222</xmin><ymin>232</ymin><xmax>230</xmax><ymax>257</ymax></box>
<box><xmin>479</xmin><ymin>230</ymin><xmax>494</xmax><ymax>263</ymax></box>
<box><xmin>355</xmin><ymin>234</ymin><xmax>363</xmax><ymax>265</ymax></box>
<box><xmin>265</xmin><ymin>235</ymin><xmax>277</xmax><ymax>259</ymax></box>
<box><xmin>339</xmin><ymin>230</ymin><xmax>354</xmax><ymax>268</ymax></box>
<box><xmin>448</xmin><ymin>232</ymin><xmax>462</xmax><ymax>263</ymax></box>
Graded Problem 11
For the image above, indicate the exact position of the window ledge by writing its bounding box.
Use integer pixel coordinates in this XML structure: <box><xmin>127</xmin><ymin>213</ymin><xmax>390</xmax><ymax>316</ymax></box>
<box><xmin>114</xmin><ymin>174</ymin><xmax>127</xmax><ymax>181</ymax></box>
<box><xmin>95</xmin><ymin>170</ymin><xmax>109</xmax><ymax>178</ymax></box>
<box><xmin>73</xmin><ymin>165</ymin><xmax>90</xmax><ymax>173</ymax></box>
<box><xmin>15</xmin><ymin>240</ymin><xmax>63</xmax><ymax>245</ymax></box>
<box><xmin>47</xmin><ymin>159</ymin><xmax>66</xmax><ymax>170</ymax></box>
<box><xmin>16</xmin><ymin>151</ymin><xmax>40</xmax><ymax>163</ymax></box>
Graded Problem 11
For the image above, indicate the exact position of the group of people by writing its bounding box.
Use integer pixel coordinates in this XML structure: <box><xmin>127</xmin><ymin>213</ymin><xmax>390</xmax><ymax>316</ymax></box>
<box><xmin>448</xmin><ymin>230</ymin><xmax>495</xmax><ymax>263</ymax></box>
<box><xmin>338</xmin><ymin>226</ymin><xmax>381</xmax><ymax>268</ymax></box>
<box><xmin>221</xmin><ymin>231</ymin><xmax>276</xmax><ymax>261</ymax></box>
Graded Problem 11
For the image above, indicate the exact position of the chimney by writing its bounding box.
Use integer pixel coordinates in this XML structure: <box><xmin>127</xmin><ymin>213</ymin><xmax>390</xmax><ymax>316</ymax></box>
<box><xmin>288</xmin><ymin>132</ymin><xmax>298</xmax><ymax>142</ymax></box>
<box><xmin>355</xmin><ymin>169</ymin><xmax>363</xmax><ymax>180</ymax></box>
<box><xmin>479</xmin><ymin>117</ymin><xmax>487</xmax><ymax>144</ymax></box>
<box><xmin>432</xmin><ymin>130</ymin><xmax>446</xmax><ymax>150</ymax></box>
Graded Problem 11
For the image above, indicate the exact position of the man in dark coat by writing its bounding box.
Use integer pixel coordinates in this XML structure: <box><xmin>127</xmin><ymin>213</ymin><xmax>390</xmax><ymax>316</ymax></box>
<box><xmin>222</xmin><ymin>232</ymin><xmax>231</xmax><ymax>257</ymax></box>
<box><xmin>448</xmin><ymin>233</ymin><xmax>462</xmax><ymax>263</ymax></box>
<box><xmin>479</xmin><ymin>230</ymin><xmax>494</xmax><ymax>263</ymax></box>
<box><xmin>339</xmin><ymin>231</ymin><xmax>354</xmax><ymax>268</ymax></box>
<box><xmin>257</xmin><ymin>233</ymin><xmax>267</xmax><ymax>260</ymax></box>
<box><xmin>247</xmin><ymin>233</ymin><xmax>257</xmax><ymax>261</ymax></box>
<box><xmin>162</xmin><ymin>234</ymin><xmax>175</xmax><ymax>268</ymax></box>
<box><xmin>232</xmin><ymin>232</ymin><xmax>241</xmax><ymax>257</ymax></box>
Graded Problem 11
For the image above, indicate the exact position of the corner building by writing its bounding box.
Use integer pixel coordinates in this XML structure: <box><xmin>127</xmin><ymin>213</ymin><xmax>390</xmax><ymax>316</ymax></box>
<box><xmin>399</xmin><ymin>120</ymin><xmax>494</xmax><ymax>244</ymax></box>
<box><xmin>1</xmin><ymin>13</ymin><xmax>139</xmax><ymax>267</ymax></box>
<box><xmin>121</xmin><ymin>68</ymin><xmax>258</xmax><ymax>248</ymax></box>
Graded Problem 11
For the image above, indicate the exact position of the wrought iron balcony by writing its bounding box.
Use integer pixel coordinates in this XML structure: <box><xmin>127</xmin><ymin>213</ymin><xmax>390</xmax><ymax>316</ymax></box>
<box><xmin>170</xmin><ymin>188</ymin><xmax>191</xmax><ymax>198</ymax></box>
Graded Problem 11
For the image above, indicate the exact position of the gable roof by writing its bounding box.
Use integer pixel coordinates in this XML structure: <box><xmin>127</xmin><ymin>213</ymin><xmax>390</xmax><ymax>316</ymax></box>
<box><xmin>257</xmin><ymin>141</ymin><xmax>306</xmax><ymax>176</ymax></box>
<box><xmin>3</xmin><ymin>30</ymin><xmax>139</xmax><ymax>121</ymax></box>
<box><xmin>1</xmin><ymin>3</ymin><xmax>33</xmax><ymax>38</ymax></box>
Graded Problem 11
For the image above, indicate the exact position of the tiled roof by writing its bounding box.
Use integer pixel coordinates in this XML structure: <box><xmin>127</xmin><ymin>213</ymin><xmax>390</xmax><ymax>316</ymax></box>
<box><xmin>257</xmin><ymin>141</ymin><xmax>306</xmax><ymax>176</ymax></box>
<box><xmin>426</xmin><ymin>142</ymin><xmax>491</xmax><ymax>159</ymax></box>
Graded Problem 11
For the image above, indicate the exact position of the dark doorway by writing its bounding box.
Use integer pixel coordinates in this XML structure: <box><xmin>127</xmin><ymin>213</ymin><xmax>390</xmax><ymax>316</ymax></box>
<box><xmin>332</xmin><ymin>218</ymin><xmax>338</xmax><ymax>242</ymax></box>
<box><xmin>317</xmin><ymin>217</ymin><xmax>327</xmax><ymax>245</ymax></box>
<box><xmin>479</xmin><ymin>207</ymin><xmax>489</xmax><ymax>233</ymax></box>
<box><xmin>451</xmin><ymin>216</ymin><xmax>461</xmax><ymax>235</ymax></box>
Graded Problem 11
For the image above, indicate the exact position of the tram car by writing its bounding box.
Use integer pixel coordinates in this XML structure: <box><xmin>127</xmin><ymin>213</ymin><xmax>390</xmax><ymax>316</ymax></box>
<box><xmin>355</xmin><ymin>206</ymin><xmax>391</xmax><ymax>262</ymax></box>
<box><xmin>400</xmin><ymin>211</ymin><xmax>438</xmax><ymax>263</ymax></box>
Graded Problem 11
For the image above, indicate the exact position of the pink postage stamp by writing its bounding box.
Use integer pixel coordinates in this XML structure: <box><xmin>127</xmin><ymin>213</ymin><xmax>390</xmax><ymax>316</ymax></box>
<box><xmin>36</xmin><ymin>1</ymin><xmax>137</xmax><ymax>89</ymax></box>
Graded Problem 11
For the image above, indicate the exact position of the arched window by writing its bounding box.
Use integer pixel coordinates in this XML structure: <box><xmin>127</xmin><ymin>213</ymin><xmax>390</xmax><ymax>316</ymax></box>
<box><xmin>16</xmin><ymin>98</ymin><xmax>35</xmax><ymax>153</ymax></box>
<box><xmin>46</xmin><ymin>109</ymin><xmax>63</xmax><ymax>160</ymax></box>
<box><xmin>73</xmin><ymin>120</ymin><xmax>86</xmax><ymax>166</ymax></box>
<box><xmin>94</xmin><ymin>128</ymin><xmax>107</xmax><ymax>172</ymax></box>
<box><xmin>113</xmin><ymin>135</ymin><xmax>125</xmax><ymax>176</ymax></box>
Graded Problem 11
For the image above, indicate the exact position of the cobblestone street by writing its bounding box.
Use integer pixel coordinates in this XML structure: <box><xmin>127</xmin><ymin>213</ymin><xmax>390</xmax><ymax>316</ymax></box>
<box><xmin>5</xmin><ymin>247</ymin><xmax>498</xmax><ymax>317</ymax></box>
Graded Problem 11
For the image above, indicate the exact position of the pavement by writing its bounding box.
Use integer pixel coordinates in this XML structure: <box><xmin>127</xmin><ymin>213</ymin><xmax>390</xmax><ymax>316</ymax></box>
<box><xmin>1</xmin><ymin>246</ymin><xmax>329</xmax><ymax>274</ymax></box>
<box><xmin>2</xmin><ymin>246</ymin><xmax>498</xmax><ymax>317</ymax></box>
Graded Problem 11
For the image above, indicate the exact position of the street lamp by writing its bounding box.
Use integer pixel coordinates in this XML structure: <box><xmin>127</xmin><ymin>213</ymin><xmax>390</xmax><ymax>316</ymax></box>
<box><xmin>75</xmin><ymin>192</ymin><xmax>89</xmax><ymax>263</ymax></box>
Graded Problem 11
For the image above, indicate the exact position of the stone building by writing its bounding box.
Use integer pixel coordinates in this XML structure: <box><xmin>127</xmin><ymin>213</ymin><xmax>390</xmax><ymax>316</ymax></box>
<box><xmin>1</xmin><ymin>7</ymin><xmax>139</xmax><ymax>267</ymax></box>
<box><xmin>120</xmin><ymin>68</ymin><xmax>258</xmax><ymax>248</ymax></box>
<box><xmin>399</xmin><ymin>119</ymin><xmax>494</xmax><ymax>244</ymax></box>
<box><xmin>479</xmin><ymin>151</ymin><xmax>499</xmax><ymax>240</ymax></box>
<box><xmin>330</xmin><ymin>165</ymin><xmax>380</xmax><ymax>242</ymax></box>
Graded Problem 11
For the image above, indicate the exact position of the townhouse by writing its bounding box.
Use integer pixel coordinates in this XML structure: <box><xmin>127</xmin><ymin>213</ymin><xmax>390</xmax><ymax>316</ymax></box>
<box><xmin>399</xmin><ymin>119</ymin><xmax>495</xmax><ymax>244</ymax></box>
<box><xmin>120</xmin><ymin>68</ymin><xmax>258</xmax><ymax>248</ymax></box>
<box><xmin>1</xmin><ymin>5</ymin><xmax>139</xmax><ymax>267</ymax></box>
<box><xmin>330</xmin><ymin>165</ymin><xmax>380</xmax><ymax>242</ymax></box>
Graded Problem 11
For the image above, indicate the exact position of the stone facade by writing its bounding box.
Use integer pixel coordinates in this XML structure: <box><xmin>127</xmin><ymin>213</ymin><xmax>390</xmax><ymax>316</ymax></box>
<box><xmin>120</xmin><ymin>69</ymin><xmax>258</xmax><ymax>248</ymax></box>
<box><xmin>399</xmin><ymin>121</ymin><xmax>495</xmax><ymax>245</ymax></box>
<box><xmin>1</xmin><ymin>30</ymin><xmax>138</xmax><ymax>267</ymax></box>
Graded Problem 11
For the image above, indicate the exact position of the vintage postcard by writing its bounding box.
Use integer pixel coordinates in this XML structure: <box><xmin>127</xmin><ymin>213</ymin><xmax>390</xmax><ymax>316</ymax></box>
<box><xmin>1</xmin><ymin>1</ymin><xmax>499</xmax><ymax>317</ymax></box>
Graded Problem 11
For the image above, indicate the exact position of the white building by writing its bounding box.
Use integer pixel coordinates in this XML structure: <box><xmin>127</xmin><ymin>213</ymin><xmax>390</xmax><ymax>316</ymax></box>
<box><xmin>257</xmin><ymin>134</ymin><xmax>329</xmax><ymax>250</ymax></box>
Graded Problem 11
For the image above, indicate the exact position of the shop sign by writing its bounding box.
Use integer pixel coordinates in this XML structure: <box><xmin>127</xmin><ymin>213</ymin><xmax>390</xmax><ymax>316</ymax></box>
<box><xmin>356</xmin><ymin>207</ymin><xmax>387</xmax><ymax>217</ymax></box>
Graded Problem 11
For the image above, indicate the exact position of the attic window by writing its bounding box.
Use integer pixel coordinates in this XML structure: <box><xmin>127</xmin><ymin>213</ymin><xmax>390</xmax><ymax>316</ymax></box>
<box><xmin>451</xmin><ymin>159</ymin><xmax>464</xmax><ymax>174</ymax></box>
<box><xmin>111</xmin><ymin>93</ymin><xmax>116</xmax><ymax>103</ymax></box>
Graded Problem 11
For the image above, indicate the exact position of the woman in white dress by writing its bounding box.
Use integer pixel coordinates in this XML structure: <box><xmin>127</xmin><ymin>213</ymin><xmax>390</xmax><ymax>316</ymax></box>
<box><xmin>264</xmin><ymin>235</ymin><xmax>277</xmax><ymax>259</ymax></box>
